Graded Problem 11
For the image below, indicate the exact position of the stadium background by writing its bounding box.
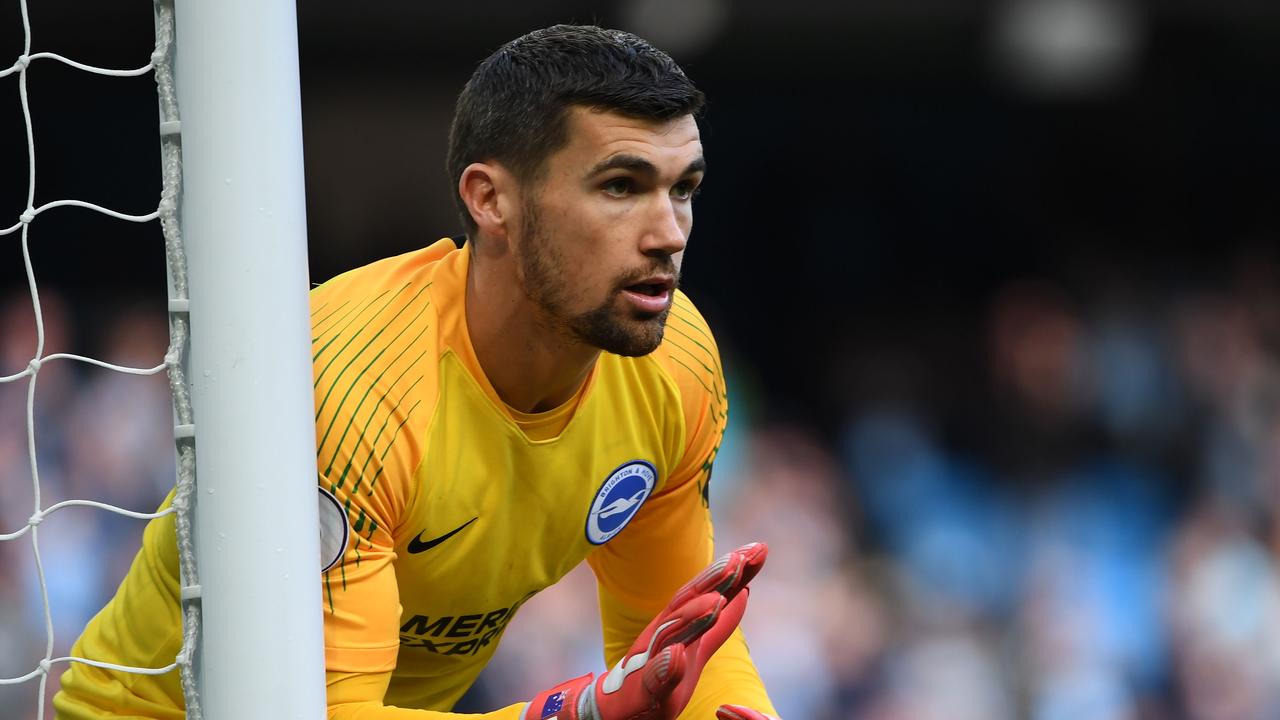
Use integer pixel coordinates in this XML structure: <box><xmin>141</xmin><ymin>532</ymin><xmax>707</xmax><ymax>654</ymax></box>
<box><xmin>2</xmin><ymin>0</ymin><xmax>1279</xmax><ymax>717</ymax></box>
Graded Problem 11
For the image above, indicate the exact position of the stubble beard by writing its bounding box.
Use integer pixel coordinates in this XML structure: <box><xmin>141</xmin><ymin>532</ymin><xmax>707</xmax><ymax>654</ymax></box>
<box><xmin>517</xmin><ymin>200</ymin><xmax>671</xmax><ymax>357</ymax></box>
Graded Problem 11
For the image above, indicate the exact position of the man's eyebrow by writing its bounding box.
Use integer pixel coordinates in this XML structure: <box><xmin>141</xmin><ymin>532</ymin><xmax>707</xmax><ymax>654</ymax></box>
<box><xmin>587</xmin><ymin>154</ymin><xmax>707</xmax><ymax>178</ymax></box>
<box><xmin>588</xmin><ymin>154</ymin><xmax>655</xmax><ymax>177</ymax></box>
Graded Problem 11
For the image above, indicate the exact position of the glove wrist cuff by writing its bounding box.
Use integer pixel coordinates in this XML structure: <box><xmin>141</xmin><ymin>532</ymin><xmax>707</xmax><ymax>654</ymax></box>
<box><xmin>578</xmin><ymin>678</ymin><xmax>601</xmax><ymax>720</ymax></box>
<box><xmin>525</xmin><ymin>672</ymin><xmax>595</xmax><ymax>720</ymax></box>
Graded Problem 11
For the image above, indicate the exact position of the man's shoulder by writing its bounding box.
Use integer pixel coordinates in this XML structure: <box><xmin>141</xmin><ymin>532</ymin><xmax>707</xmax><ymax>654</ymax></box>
<box><xmin>646</xmin><ymin>290</ymin><xmax>725</xmax><ymax>403</ymax></box>
<box><xmin>310</xmin><ymin>242</ymin><xmax>460</xmax><ymax>509</ymax></box>
<box><xmin>666</xmin><ymin>290</ymin><xmax>717</xmax><ymax>340</ymax></box>
<box><xmin>310</xmin><ymin>239</ymin><xmax>457</xmax><ymax>445</ymax></box>
<box><xmin>311</xmin><ymin>238</ymin><xmax>460</xmax><ymax>305</ymax></box>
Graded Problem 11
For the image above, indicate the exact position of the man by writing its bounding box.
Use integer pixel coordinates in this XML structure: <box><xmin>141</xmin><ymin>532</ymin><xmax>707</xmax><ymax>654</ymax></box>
<box><xmin>55</xmin><ymin>24</ymin><xmax>779</xmax><ymax>720</ymax></box>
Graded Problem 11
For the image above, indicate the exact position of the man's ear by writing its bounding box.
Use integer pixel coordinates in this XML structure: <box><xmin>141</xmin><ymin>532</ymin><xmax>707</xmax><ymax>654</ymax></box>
<box><xmin>459</xmin><ymin>162</ymin><xmax>517</xmax><ymax>245</ymax></box>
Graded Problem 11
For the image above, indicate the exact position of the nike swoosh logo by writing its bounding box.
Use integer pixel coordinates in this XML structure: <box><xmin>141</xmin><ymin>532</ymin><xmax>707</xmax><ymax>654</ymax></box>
<box><xmin>407</xmin><ymin>517</ymin><xmax>478</xmax><ymax>554</ymax></box>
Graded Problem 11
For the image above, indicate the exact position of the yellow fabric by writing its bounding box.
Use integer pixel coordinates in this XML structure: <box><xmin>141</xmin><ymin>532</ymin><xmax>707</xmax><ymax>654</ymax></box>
<box><xmin>54</xmin><ymin>491</ymin><xmax>186</xmax><ymax>720</ymax></box>
<box><xmin>55</xmin><ymin>238</ymin><xmax>775</xmax><ymax>719</ymax></box>
<box><xmin>503</xmin><ymin>380</ymin><xmax>589</xmax><ymax>441</ymax></box>
<box><xmin>326</xmin><ymin>671</ymin><xmax>526</xmax><ymax>719</ymax></box>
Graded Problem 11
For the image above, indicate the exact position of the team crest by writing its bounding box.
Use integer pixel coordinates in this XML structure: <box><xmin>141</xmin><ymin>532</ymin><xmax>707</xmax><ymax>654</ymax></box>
<box><xmin>585</xmin><ymin>460</ymin><xmax>656</xmax><ymax>545</ymax></box>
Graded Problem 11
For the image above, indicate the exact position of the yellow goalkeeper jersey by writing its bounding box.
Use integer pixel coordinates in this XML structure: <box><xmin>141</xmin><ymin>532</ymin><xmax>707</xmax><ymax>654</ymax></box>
<box><xmin>55</xmin><ymin>238</ymin><xmax>775</xmax><ymax>719</ymax></box>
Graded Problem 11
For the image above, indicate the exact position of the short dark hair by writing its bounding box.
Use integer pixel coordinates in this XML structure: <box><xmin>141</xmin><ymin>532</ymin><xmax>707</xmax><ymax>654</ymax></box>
<box><xmin>446</xmin><ymin>24</ymin><xmax>705</xmax><ymax>235</ymax></box>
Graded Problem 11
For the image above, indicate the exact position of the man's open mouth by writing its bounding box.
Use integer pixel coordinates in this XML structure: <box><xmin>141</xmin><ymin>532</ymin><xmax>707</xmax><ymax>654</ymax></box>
<box><xmin>626</xmin><ymin>282</ymin><xmax>669</xmax><ymax>297</ymax></box>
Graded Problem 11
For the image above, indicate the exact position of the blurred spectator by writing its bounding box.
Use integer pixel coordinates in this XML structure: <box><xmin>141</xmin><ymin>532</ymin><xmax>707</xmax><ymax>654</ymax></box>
<box><xmin>716</xmin><ymin>426</ymin><xmax>860</xmax><ymax>719</ymax></box>
<box><xmin>0</xmin><ymin>293</ymin><xmax>170</xmax><ymax>719</ymax></box>
<box><xmin>1170</xmin><ymin>508</ymin><xmax>1280</xmax><ymax>720</ymax></box>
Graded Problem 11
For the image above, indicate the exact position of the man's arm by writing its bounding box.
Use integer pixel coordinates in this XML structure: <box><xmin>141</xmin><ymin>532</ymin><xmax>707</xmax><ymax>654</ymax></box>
<box><xmin>324</xmin><ymin>545</ymin><xmax>763</xmax><ymax>720</ymax></box>
<box><xmin>586</xmin><ymin>292</ymin><xmax>779</xmax><ymax>718</ymax></box>
<box><xmin>588</xmin><ymin>481</ymin><xmax>778</xmax><ymax>719</ymax></box>
<box><xmin>311</xmin><ymin>262</ymin><xmax>448</xmax><ymax>714</ymax></box>
<box><xmin>326</xmin><ymin>670</ymin><xmax>524</xmax><ymax>719</ymax></box>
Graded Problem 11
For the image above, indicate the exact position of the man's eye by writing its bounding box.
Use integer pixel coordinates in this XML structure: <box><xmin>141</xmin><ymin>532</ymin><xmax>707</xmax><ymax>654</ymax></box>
<box><xmin>602</xmin><ymin>178</ymin><xmax>632</xmax><ymax>196</ymax></box>
<box><xmin>672</xmin><ymin>181</ymin><xmax>701</xmax><ymax>201</ymax></box>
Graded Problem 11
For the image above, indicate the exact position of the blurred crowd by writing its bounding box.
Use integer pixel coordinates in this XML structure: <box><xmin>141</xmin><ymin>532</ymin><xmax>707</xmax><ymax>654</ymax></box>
<box><xmin>2</xmin><ymin>245</ymin><xmax>1279</xmax><ymax>720</ymax></box>
<box><xmin>0</xmin><ymin>291</ymin><xmax>174</xmax><ymax>718</ymax></box>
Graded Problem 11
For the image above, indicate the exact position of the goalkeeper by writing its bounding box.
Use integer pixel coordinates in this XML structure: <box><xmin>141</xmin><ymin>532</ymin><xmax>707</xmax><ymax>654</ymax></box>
<box><xmin>56</xmin><ymin>24</ymin><xmax>779</xmax><ymax>720</ymax></box>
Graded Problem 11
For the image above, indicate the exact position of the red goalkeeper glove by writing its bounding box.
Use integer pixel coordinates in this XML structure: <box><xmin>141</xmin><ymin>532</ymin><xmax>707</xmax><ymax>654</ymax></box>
<box><xmin>522</xmin><ymin>542</ymin><xmax>767</xmax><ymax>720</ymax></box>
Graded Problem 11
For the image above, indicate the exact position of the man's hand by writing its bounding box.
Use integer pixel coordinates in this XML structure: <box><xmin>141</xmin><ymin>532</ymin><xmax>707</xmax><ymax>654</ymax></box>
<box><xmin>715</xmin><ymin>705</ymin><xmax>780</xmax><ymax>720</ymax></box>
<box><xmin>523</xmin><ymin>542</ymin><xmax>767</xmax><ymax>720</ymax></box>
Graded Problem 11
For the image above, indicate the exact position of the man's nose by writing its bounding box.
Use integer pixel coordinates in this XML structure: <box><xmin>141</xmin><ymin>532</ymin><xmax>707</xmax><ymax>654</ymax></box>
<box><xmin>641</xmin><ymin>196</ymin><xmax>688</xmax><ymax>256</ymax></box>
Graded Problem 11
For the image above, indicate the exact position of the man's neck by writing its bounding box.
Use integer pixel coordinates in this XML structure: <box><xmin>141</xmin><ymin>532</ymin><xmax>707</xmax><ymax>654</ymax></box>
<box><xmin>464</xmin><ymin>245</ymin><xmax>599</xmax><ymax>414</ymax></box>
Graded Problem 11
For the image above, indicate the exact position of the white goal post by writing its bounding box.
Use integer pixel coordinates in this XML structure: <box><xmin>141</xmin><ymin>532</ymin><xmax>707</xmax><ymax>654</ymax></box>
<box><xmin>170</xmin><ymin>0</ymin><xmax>328</xmax><ymax>717</ymax></box>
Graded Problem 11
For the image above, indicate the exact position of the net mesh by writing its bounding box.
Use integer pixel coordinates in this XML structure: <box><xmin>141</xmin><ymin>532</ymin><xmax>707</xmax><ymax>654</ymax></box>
<box><xmin>0</xmin><ymin>1</ymin><xmax>201</xmax><ymax>717</ymax></box>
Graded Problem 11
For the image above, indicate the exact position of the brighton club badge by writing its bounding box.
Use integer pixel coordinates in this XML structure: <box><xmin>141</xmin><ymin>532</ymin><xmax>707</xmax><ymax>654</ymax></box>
<box><xmin>585</xmin><ymin>460</ymin><xmax>656</xmax><ymax>545</ymax></box>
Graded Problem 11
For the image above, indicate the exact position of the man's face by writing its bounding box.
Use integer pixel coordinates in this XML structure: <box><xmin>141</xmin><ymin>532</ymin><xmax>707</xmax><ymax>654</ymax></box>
<box><xmin>512</xmin><ymin>107</ymin><xmax>704</xmax><ymax>357</ymax></box>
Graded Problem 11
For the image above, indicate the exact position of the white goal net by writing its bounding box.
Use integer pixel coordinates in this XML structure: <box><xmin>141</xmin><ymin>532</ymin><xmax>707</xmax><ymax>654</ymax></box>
<box><xmin>0</xmin><ymin>2</ymin><xmax>199</xmax><ymax>717</ymax></box>
<box><xmin>0</xmin><ymin>1</ymin><xmax>324</xmax><ymax>718</ymax></box>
